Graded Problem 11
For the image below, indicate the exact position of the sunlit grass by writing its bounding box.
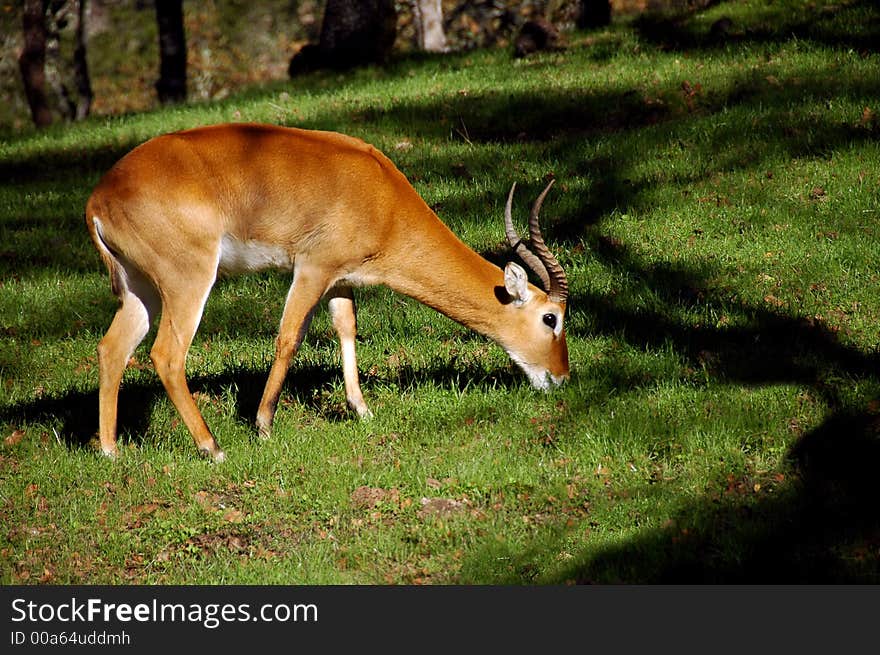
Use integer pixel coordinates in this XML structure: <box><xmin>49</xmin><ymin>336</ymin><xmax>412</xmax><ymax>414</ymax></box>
<box><xmin>2</xmin><ymin>0</ymin><xmax>880</xmax><ymax>584</ymax></box>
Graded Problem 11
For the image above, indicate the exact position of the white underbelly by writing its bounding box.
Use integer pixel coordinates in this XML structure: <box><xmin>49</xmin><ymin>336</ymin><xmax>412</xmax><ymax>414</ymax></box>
<box><xmin>218</xmin><ymin>235</ymin><xmax>295</xmax><ymax>274</ymax></box>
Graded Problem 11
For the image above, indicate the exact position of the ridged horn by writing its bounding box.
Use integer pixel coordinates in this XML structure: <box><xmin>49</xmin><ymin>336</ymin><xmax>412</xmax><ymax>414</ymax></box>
<box><xmin>504</xmin><ymin>180</ymin><xmax>568</xmax><ymax>303</ymax></box>
<box><xmin>527</xmin><ymin>180</ymin><xmax>568</xmax><ymax>303</ymax></box>
<box><xmin>505</xmin><ymin>182</ymin><xmax>551</xmax><ymax>291</ymax></box>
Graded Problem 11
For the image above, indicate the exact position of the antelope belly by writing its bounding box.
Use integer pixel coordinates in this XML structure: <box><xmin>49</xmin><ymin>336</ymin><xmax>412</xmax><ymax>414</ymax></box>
<box><xmin>218</xmin><ymin>235</ymin><xmax>295</xmax><ymax>274</ymax></box>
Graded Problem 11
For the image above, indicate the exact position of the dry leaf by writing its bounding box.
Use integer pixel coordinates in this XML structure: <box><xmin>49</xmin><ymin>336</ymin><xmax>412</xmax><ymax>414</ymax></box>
<box><xmin>193</xmin><ymin>490</ymin><xmax>221</xmax><ymax>511</ymax></box>
<box><xmin>4</xmin><ymin>429</ymin><xmax>25</xmax><ymax>446</ymax></box>
<box><xmin>223</xmin><ymin>508</ymin><xmax>244</xmax><ymax>523</ymax></box>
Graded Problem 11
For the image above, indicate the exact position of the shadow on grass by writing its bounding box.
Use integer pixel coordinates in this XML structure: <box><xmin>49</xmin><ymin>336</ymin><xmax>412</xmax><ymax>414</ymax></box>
<box><xmin>632</xmin><ymin>0</ymin><xmax>880</xmax><ymax>54</ymax></box>
<box><xmin>0</xmin><ymin>356</ymin><xmax>531</xmax><ymax>452</ymax></box>
<box><xmin>458</xmin><ymin>230</ymin><xmax>880</xmax><ymax>582</ymax></box>
<box><xmin>573</xmin><ymin>234</ymin><xmax>880</xmax><ymax>407</ymax></box>
<box><xmin>0</xmin><ymin>140</ymin><xmax>141</xmax><ymax>187</ymax></box>
<box><xmin>506</xmin><ymin>209</ymin><xmax>878</xmax><ymax>582</ymax></box>
<box><xmin>0</xmin><ymin>367</ymin><xmax>332</xmax><ymax>453</ymax></box>
<box><xmin>547</xmin><ymin>246</ymin><xmax>880</xmax><ymax>582</ymax></box>
<box><xmin>4</xmin><ymin>25</ymin><xmax>878</xmax><ymax>283</ymax></box>
<box><xmin>541</xmin><ymin>406</ymin><xmax>880</xmax><ymax>583</ymax></box>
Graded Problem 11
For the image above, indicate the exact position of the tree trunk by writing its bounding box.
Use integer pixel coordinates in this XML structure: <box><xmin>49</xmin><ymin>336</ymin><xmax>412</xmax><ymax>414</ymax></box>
<box><xmin>43</xmin><ymin>0</ymin><xmax>91</xmax><ymax>121</ymax></box>
<box><xmin>577</xmin><ymin>0</ymin><xmax>612</xmax><ymax>29</ymax></box>
<box><xmin>73</xmin><ymin>0</ymin><xmax>93</xmax><ymax>120</ymax></box>
<box><xmin>19</xmin><ymin>0</ymin><xmax>53</xmax><ymax>128</ymax></box>
<box><xmin>413</xmin><ymin>0</ymin><xmax>448</xmax><ymax>53</ymax></box>
<box><xmin>318</xmin><ymin>0</ymin><xmax>397</xmax><ymax>69</ymax></box>
<box><xmin>155</xmin><ymin>0</ymin><xmax>187</xmax><ymax>104</ymax></box>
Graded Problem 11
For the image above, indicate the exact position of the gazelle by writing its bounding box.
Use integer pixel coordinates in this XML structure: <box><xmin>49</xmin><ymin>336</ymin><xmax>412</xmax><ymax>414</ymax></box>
<box><xmin>85</xmin><ymin>123</ymin><xmax>569</xmax><ymax>461</ymax></box>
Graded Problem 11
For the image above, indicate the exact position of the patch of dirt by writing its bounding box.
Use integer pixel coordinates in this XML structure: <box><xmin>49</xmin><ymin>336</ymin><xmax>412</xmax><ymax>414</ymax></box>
<box><xmin>350</xmin><ymin>486</ymin><xmax>400</xmax><ymax>509</ymax></box>
<box><xmin>417</xmin><ymin>497</ymin><xmax>467</xmax><ymax>519</ymax></box>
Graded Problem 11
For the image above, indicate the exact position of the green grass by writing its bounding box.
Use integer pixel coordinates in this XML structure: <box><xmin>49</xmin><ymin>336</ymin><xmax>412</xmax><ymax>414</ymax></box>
<box><xmin>3</xmin><ymin>0</ymin><xmax>880</xmax><ymax>584</ymax></box>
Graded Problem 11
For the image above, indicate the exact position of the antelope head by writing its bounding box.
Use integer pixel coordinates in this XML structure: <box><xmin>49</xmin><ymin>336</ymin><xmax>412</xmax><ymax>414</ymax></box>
<box><xmin>500</xmin><ymin>180</ymin><xmax>570</xmax><ymax>390</ymax></box>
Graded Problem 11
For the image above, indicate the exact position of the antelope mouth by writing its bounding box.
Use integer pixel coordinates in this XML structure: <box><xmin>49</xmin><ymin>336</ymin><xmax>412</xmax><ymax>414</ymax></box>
<box><xmin>507</xmin><ymin>352</ymin><xmax>566</xmax><ymax>391</ymax></box>
<box><xmin>526</xmin><ymin>369</ymin><xmax>567</xmax><ymax>391</ymax></box>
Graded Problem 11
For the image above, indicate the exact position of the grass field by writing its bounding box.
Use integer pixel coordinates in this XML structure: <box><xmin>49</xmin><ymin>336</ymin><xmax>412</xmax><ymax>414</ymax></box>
<box><xmin>2</xmin><ymin>0</ymin><xmax>879</xmax><ymax>584</ymax></box>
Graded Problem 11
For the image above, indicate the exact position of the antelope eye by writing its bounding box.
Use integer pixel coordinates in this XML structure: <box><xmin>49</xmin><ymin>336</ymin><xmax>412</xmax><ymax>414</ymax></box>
<box><xmin>542</xmin><ymin>313</ymin><xmax>557</xmax><ymax>330</ymax></box>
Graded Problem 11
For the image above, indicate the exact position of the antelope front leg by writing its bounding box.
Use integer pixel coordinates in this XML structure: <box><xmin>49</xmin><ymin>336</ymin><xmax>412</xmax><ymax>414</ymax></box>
<box><xmin>256</xmin><ymin>266</ymin><xmax>329</xmax><ymax>438</ymax></box>
<box><xmin>328</xmin><ymin>286</ymin><xmax>372</xmax><ymax>419</ymax></box>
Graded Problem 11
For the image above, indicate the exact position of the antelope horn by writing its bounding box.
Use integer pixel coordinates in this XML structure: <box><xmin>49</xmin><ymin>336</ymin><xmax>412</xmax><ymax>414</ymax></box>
<box><xmin>527</xmin><ymin>180</ymin><xmax>568</xmax><ymax>303</ymax></box>
<box><xmin>504</xmin><ymin>181</ymin><xmax>568</xmax><ymax>303</ymax></box>
<box><xmin>505</xmin><ymin>182</ymin><xmax>551</xmax><ymax>292</ymax></box>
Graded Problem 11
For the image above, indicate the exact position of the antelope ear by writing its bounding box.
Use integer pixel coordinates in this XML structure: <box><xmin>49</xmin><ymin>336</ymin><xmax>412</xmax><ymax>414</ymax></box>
<box><xmin>504</xmin><ymin>262</ymin><xmax>532</xmax><ymax>305</ymax></box>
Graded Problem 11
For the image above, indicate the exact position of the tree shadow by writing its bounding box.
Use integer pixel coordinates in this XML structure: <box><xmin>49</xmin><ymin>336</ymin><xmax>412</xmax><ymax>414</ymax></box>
<box><xmin>4</xmin><ymin>28</ymin><xmax>877</xmax><ymax>283</ymax></box>
<box><xmin>544</xmin><ymin>223</ymin><xmax>879</xmax><ymax>581</ymax></box>
<box><xmin>0</xmin><ymin>353</ymin><xmax>535</xmax><ymax>453</ymax></box>
<box><xmin>0</xmin><ymin>139</ymin><xmax>139</xmax><ymax>187</ymax></box>
<box><xmin>573</xmin><ymin>233</ymin><xmax>879</xmax><ymax>400</ymax></box>
<box><xmin>632</xmin><ymin>0</ymin><xmax>879</xmax><ymax>54</ymax></box>
<box><xmin>544</xmin><ymin>405</ymin><xmax>880</xmax><ymax>583</ymax></box>
<box><xmin>457</xmin><ymin>223</ymin><xmax>880</xmax><ymax>582</ymax></box>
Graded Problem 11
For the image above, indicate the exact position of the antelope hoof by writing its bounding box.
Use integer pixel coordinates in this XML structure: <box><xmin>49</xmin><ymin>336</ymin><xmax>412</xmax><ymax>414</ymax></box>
<box><xmin>255</xmin><ymin>408</ymin><xmax>275</xmax><ymax>439</ymax></box>
<box><xmin>256</xmin><ymin>422</ymin><xmax>272</xmax><ymax>441</ymax></box>
<box><xmin>198</xmin><ymin>445</ymin><xmax>226</xmax><ymax>463</ymax></box>
<box><xmin>100</xmin><ymin>446</ymin><xmax>119</xmax><ymax>461</ymax></box>
<box><xmin>349</xmin><ymin>397</ymin><xmax>373</xmax><ymax>419</ymax></box>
